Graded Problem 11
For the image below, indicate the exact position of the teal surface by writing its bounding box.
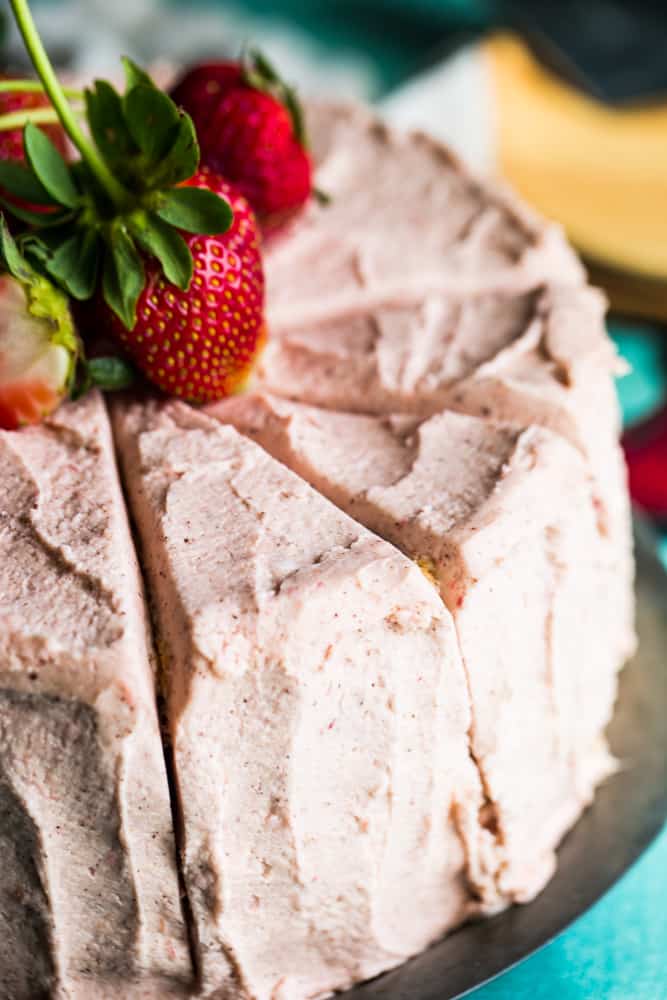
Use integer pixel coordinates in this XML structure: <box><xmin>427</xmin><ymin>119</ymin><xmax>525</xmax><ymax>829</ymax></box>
<box><xmin>477</xmin><ymin>834</ymin><xmax>667</xmax><ymax>1000</ymax></box>
<box><xmin>611</xmin><ymin>324</ymin><xmax>667</xmax><ymax>428</ymax></box>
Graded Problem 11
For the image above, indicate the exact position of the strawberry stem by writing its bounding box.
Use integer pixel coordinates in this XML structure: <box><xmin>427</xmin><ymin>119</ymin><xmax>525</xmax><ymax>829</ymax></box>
<box><xmin>0</xmin><ymin>79</ymin><xmax>82</xmax><ymax>99</ymax></box>
<box><xmin>9</xmin><ymin>0</ymin><xmax>129</xmax><ymax>208</ymax></box>
<box><xmin>0</xmin><ymin>106</ymin><xmax>83</xmax><ymax>131</ymax></box>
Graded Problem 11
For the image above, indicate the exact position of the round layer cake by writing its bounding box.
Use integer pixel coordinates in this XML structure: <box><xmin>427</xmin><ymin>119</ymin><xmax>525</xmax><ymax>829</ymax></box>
<box><xmin>0</xmin><ymin>102</ymin><xmax>635</xmax><ymax>1000</ymax></box>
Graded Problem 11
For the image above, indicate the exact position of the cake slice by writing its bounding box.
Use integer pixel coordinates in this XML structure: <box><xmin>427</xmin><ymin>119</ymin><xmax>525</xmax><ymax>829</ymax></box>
<box><xmin>0</xmin><ymin>392</ymin><xmax>192</xmax><ymax>998</ymax></box>
<box><xmin>112</xmin><ymin>399</ymin><xmax>486</xmax><ymax>1000</ymax></box>
<box><xmin>264</xmin><ymin>103</ymin><xmax>583</xmax><ymax>333</ymax></box>
<box><xmin>254</xmin><ymin>282</ymin><xmax>636</xmax><ymax>668</ymax></box>
<box><xmin>210</xmin><ymin>393</ymin><xmax>624</xmax><ymax>901</ymax></box>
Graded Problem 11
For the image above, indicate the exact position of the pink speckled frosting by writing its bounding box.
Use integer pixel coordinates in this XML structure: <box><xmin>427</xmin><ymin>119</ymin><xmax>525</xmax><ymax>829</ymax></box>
<box><xmin>0</xmin><ymin>392</ymin><xmax>192</xmax><ymax>998</ymax></box>
<box><xmin>0</xmin><ymin>99</ymin><xmax>636</xmax><ymax>1000</ymax></box>
<box><xmin>112</xmin><ymin>399</ymin><xmax>487</xmax><ymax>1000</ymax></box>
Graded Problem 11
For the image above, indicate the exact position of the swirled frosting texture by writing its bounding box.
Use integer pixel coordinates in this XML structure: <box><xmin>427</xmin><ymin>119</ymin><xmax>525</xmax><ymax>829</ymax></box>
<box><xmin>209</xmin><ymin>394</ymin><xmax>623</xmax><ymax>902</ymax></box>
<box><xmin>0</xmin><ymin>99</ymin><xmax>636</xmax><ymax>1000</ymax></box>
<box><xmin>0</xmin><ymin>392</ymin><xmax>192</xmax><ymax>998</ymax></box>
<box><xmin>112</xmin><ymin>399</ymin><xmax>488</xmax><ymax>1000</ymax></box>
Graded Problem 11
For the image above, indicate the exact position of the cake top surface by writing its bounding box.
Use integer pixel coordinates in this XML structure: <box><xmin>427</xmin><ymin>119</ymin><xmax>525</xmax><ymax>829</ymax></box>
<box><xmin>255</xmin><ymin>279</ymin><xmax>618</xmax><ymax>421</ymax></box>
<box><xmin>113</xmin><ymin>398</ymin><xmax>464</xmax><ymax>719</ymax></box>
<box><xmin>211</xmin><ymin>392</ymin><xmax>592</xmax><ymax>575</ymax></box>
<box><xmin>264</xmin><ymin>102</ymin><xmax>583</xmax><ymax>334</ymax></box>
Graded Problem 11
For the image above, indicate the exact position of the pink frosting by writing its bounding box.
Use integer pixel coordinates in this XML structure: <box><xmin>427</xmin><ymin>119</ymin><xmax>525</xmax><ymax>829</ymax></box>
<box><xmin>0</xmin><ymin>392</ymin><xmax>192</xmax><ymax>998</ymax></box>
<box><xmin>210</xmin><ymin>394</ymin><xmax>625</xmax><ymax>902</ymax></box>
<box><xmin>0</xmin><ymin>98</ymin><xmax>636</xmax><ymax>1000</ymax></box>
<box><xmin>255</xmin><ymin>278</ymin><xmax>636</xmax><ymax>675</ymax></box>
<box><xmin>263</xmin><ymin>103</ymin><xmax>583</xmax><ymax>333</ymax></box>
<box><xmin>112</xmin><ymin>399</ymin><xmax>488</xmax><ymax>1000</ymax></box>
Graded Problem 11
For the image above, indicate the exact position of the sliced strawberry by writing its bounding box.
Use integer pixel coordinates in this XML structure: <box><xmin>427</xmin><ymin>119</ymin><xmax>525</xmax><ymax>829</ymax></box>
<box><xmin>0</xmin><ymin>233</ymin><xmax>79</xmax><ymax>431</ymax></box>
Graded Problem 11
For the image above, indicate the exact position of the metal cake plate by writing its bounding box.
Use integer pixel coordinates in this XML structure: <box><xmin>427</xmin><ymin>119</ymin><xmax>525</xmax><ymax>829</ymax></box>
<box><xmin>343</xmin><ymin>519</ymin><xmax>667</xmax><ymax>999</ymax></box>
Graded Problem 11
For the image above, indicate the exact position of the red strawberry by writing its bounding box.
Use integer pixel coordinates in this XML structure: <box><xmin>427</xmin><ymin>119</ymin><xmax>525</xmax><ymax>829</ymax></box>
<box><xmin>171</xmin><ymin>54</ymin><xmax>312</xmax><ymax>228</ymax></box>
<box><xmin>0</xmin><ymin>77</ymin><xmax>68</xmax><ymax>212</ymax></box>
<box><xmin>0</xmin><ymin>229</ymin><xmax>79</xmax><ymax>431</ymax></box>
<box><xmin>106</xmin><ymin>167</ymin><xmax>265</xmax><ymax>403</ymax></box>
<box><xmin>170</xmin><ymin>62</ymin><xmax>243</xmax><ymax>135</ymax></box>
<box><xmin>201</xmin><ymin>88</ymin><xmax>312</xmax><ymax>228</ymax></box>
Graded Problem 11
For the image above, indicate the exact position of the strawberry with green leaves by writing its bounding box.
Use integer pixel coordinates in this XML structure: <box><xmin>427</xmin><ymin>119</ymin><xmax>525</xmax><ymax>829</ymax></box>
<box><xmin>172</xmin><ymin>51</ymin><xmax>313</xmax><ymax>229</ymax></box>
<box><xmin>106</xmin><ymin>166</ymin><xmax>264</xmax><ymax>402</ymax></box>
<box><xmin>3</xmin><ymin>0</ymin><xmax>266</xmax><ymax>407</ymax></box>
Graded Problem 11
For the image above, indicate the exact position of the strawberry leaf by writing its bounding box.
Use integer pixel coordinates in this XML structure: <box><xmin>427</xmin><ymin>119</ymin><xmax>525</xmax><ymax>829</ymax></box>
<box><xmin>0</xmin><ymin>215</ymin><xmax>32</xmax><ymax>282</ymax></box>
<box><xmin>122</xmin><ymin>56</ymin><xmax>154</xmax><ymax>92</ymax></box>
<box><xmin>282</xmin><ymin>85</ymin><xmax>306</xmax><ymax>147</ymax></box>
<box><xmin>247</xmin><ymin>49</ymin><xmax>281</xmax><ymax>85</ymax></box>
<box><xmin>129</xmin><ymin>212</ymin><xmax>192</xmax><ymax>290</ymax></box>
<box><xmin>72</xmin><ymin>355</ymin><xmax>136</xmax><ymax>399</ymax></box>
<box><xmin>46</xmin><ymin>229</ymin><xmax>100</xmax><ymax>300</ymax></box>
<box><xmin>123</xmin><ymin>85</ymin><xmax>181</xmax><ymax>164</ymax></box>
<box><xmin>23</xmin><ymin>122</ymin><xmax>79</xmax><ymax>208</ymax></box>
<box><xmin>156</xmin><ymin>187</ymin><xmax>233</xmax><ymax>234</ymax></box>
<box><xmin>147</xmin><ymin>113</ymin><xmax>199</xmax><ymax>188</ymax></box>
<box><xmin>0</xmin><ymin>193</ymin><xmax>71</xmax><ymax>227</ymax></box>
<box><xmin>0</xmin><ymin>161</ymin><xmax>56</xmax><ymax>205</ymax></box>
<box><xmin>85</xmin><ymin>79</ymin><xmax>137</xmax><ymax>168</ymax></box>
<box><xmin>103</xmin><ymin>225</ymin><xmax>145</xmax><ymax>329</ymax></box>
<box><xmin>87</xmin><ymin>356</ymin><xmax>136</xmax><ymax>390</ymax></box>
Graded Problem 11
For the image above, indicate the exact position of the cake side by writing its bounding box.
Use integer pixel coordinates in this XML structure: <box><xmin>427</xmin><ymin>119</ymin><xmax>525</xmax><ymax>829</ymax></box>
<box><xmin>0</xmin><ymin>392</ymin><xmax>192</xmax><ymax>998</ymax></box>
<box><xmin>211</xmin><ymin>394</ymin><xmax>623</xmax><ymax>903</ymax></box>
<box><xmin>112</xmin><ymin>398</ymin><xmax>489</xmax><ymax>1000</ymax></box>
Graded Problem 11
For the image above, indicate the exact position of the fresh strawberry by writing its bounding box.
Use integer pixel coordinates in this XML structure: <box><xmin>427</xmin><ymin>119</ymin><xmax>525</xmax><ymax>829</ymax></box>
<box><xmin>1</xmin><ymin>16</ymin><xmax>263</xmax><ymax>407</ymax></box>
<box><xmin>0</xmin><ymin>220</ymin><xmax>79</xmax><ymax>430</ymax></box>
<box><xmin>201</xmin><ymin>88</ymin><xmax>312</xmax><ymax>228</ymax></box>
<box><xmin>170</xmin><ymin>62</ymin><xmax>243</xmax><ymax>135</ymax></box>
<box><xmin>0</xmin><ymin>76</ymin><xmax>68</xmax><ymax>212</ymax></box>
<box><xmin>172</xmin><ymin>52</ymin><xmax>312</xmax><ymax>228</ymax></box>
<box><xmin>105</xmin><ymin>167</ymin><xmax>265</xmax><ymax>403</ymax></box>
<box><xmin>0</xmin><ymin>76</ymin><xmax>68</xmax><ymax>162</ymax></box>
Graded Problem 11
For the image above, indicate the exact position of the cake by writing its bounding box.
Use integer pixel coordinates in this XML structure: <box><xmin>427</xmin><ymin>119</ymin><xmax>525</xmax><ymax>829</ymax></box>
<box><xmin>0</xmin><ymin>101</ymin><xmax>635</xmax><ymax>999</ymax></box>
<box><xmin>111</xmin><ymin>399</ymin><xmax>484</xmax><ymax>997</ymax></box>
<box><xmin>0</xmin><ymin>393</ymin><xmax>191</xmax><ymax>997</ymax></box>
<box><xmin>208</xmin><ymin>394</ymin><xmax>624</xmax><ymax>902</ymax></box>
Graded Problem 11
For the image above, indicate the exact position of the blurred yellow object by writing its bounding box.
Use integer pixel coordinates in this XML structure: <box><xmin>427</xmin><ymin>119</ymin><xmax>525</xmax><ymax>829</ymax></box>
<box><xmin>486</xmin><ymin>33</ymin><xmax>667</xmax><ymax>289</ymax></box>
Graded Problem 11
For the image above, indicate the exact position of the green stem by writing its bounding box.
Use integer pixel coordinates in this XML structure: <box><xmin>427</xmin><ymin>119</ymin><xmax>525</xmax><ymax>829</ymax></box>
<box><xmin>0</xmin><ymin>79</ymin><xmax>82</xmax><ymax>99</ymax></box>
<box><xmin>9</xmin><ymin>0</ymin><xmax>129</xmax><ymax>207</ymax></box>
<box><xmin>0</xmin><ymin>106</ymin><xmax>83</xmax><ymax>131</ymax></box>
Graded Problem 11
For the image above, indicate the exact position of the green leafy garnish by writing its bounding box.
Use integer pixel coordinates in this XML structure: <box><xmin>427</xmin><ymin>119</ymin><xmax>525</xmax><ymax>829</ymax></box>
<box><xmin>4</xmin><ymin>0</ymin><xmax>234</xmax><ymax>330</ymax></box>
